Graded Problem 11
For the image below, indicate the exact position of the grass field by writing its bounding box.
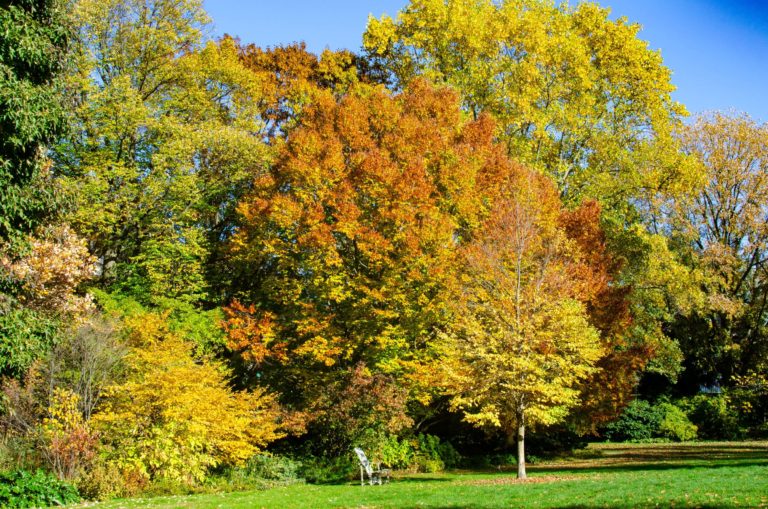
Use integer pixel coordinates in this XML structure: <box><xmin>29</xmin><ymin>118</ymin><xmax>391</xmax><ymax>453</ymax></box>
<box><xmin>73</xmin><ymin>442</ymin><xmax>768</xmax><ymax>509</ymax></box>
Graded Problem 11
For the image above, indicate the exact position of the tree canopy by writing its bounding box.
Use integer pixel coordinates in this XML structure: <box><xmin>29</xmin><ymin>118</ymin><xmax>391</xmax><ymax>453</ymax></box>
<box><xmin>668</xmin><ymin>113</ymin><xmax>768</xmax><ymax>389</ymax></box>
<box><xmin>225</xmin><ymin>79</ymin><xmax>507</xmax><ymax>433</ymax></box>
<box><xmin>364</xmin><ymin>0</ymin><xmax>696</xmax><ymax>210</ymax></box>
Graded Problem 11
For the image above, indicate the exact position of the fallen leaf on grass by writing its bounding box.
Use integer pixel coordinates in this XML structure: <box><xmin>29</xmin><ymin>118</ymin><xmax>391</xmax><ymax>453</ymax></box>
<box><xmin>457</xmin><ymin>475</ymin><xmax>583</xmax><ymax>486</ymax></box>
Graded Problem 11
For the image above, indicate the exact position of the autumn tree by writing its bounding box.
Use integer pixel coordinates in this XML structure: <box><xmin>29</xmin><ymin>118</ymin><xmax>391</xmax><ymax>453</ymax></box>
<box><xmin>559</xmin><ymin>202</ymin><xmax>654</xmax><ymax>429</ymax></box>
<box><xmin>442</xmin><ymin>167</ymin><xmax>603</xmax><ymax>479</ymax></box>
<box><xmin>668</xmin><ymin>113</ymin><xmax>768</xmax><ymax>390</ymax></box>
<box><xmin>55</xmin><ymin>0</ymin><xmax>270</xmax><ymax>304</ymax></box>
<box><xmin>194</xmin><ymin>41</ymin><xmax>370</xmax><ymax>296</ymax></box>
<box><xmin>0</xmin><ymin>225</ymin><xmax>96</xmax><ymax>378</ymax></box>
<box><xmin>2</xmin><ymin>225</ymin><xmax>95</xmax><ymax>317</ymax></box>
<box><xmin>363</xmin><ymin>0</ymin><xmax>695</xmax><ymax>208</ymax></box>
<box><xmin>310</xmin><ymin>363</ymin><xmax>413</xmax><ymax>457</ymax></box>
<box><xmin>225</xmin><ymin>79</ymin><xmax>508</xmax><ymax>435</ymax></box>
<box><xmin>238</xmin><ymin>42</ymin><xmax>363</xmax><ymax>139</ymax></box>
<box><xmin>364</xmin><ymin>0</ymin><xmax>703</xmax><ymax>417</ymax></box>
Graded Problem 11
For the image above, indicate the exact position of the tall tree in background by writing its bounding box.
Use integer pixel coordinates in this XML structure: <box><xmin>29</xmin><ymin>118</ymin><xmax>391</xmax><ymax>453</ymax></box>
<box><xmin>363</xmin><ymin>0</ymin><xmax>695</xmax><ymax>209</ymax></box>
<box><xmin>364</xmin><ymin>0</ymin><xmax>703</xmax><ymax>417</ymax></box>
<box><xmin>55</xmin><ymin>0</ymin><xmax>270</xmax><ymax>304</ymax></box>
<box><xmin>0</xmin><ymin>0</ymin><xmax>69</xmax><ymax>243</ymax></box>
<box><xmin>669</xmin><ymin>113</ymin><xmax>768</xmax><ymax>390</ymax></box>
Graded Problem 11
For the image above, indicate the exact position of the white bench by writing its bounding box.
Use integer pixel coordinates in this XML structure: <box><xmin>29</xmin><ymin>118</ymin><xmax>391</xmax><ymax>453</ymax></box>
<box><xmin>353</xmin><ymin>447</ymin><xmax>391</xmax><ymax>485</ymax></box>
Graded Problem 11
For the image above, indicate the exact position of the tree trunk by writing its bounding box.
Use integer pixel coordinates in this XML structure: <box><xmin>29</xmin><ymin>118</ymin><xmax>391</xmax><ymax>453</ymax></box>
<box><xmin>517</xmin><ymin>419</ymin><xmax>526</xmax><ymax>479</ymax></box>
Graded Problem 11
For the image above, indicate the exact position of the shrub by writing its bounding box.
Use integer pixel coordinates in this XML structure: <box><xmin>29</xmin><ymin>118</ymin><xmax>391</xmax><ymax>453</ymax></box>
<box><xmin>352</xmin><ymin>432</ymin><xmax>461</xmax><ymax>473</ymax></box>
<box><xmin>681</xmin><ymin>394</ymin><xmax>742</xmax><ymax>440</ymax></box>
<box><xmin>92</xmin><ymin>312</ymin><xmax>284</xmax><ymax>485</ymax></box>
<box><xmin>603</xmin><ymin>400</ymin><xmax>662</xmax><ymax>442</ymax></box>
<box><xmin>298</xmin><ymin>455</ymin><xmax>357</xmax><ymax>484</ymax></box>
<box><xmin>239</xmin><ymin>454</ymin><xmax>303</xmax><ymax>482</ymax></box>
<box><xmin>187</xmin><ymin>455</ymin><xmax>306</xmax><ymax>494</ymax></box>
<box><xmin>302</xmin><ymin>364</ymin><xmax>413</xmax><ymax>459</ymax></box>
<box><xmin>463</xmin><ymin>452</ymin><xmax>517</xmax><ymax>470</ymax></box>
<box><xmin>41</xmin><ymin>388</ymin><xmax>99</xmax><ymax>480</ymax></box>
<box><xmin>604</xmin><ymin>399</ymin><xmax>700</xmax><ymax>442</ymax></box>
<box><xmin>369</xmin><ymin>433</ymin><xmax>414</xmax><ymax>469</ymax></box>
<box><xmin>411</xmin><ymin>455</ymin><xmax>444</xmax><ymax>473</ymax></box>
<box><xmin>657</xmin><ymin>403</ymin><xmax>698</xmax><ymax>441</ymax></box>
<box><xmin>0</xmin><ymin>438</ymin><xmax>36</xmax><ymax>473</ymax></box>
<box><xmin>415</xmin><ymin>434</ymin><xmax>461</xmax><ymax>470</ymax></box>
<box><xmin>526</xmin><ymin>425</ymin><xmax>587</xmax><ymax>457</ymax></box>
<box><xmin>75</xmin><ymin>459</ymin><xmax>141</xmax><ymax>501</ymax></box>
<box><xmin>0</xmin><ymin>308</ymin><xmax>60</xmax><ymax>380</ymax></box>
<box><xmin>0</xmin><ymin>469</ymin><xmax>79</xmax><ymax>508</ymax></box>
<box><xmin>748</xmin><ymin>421</ymin><xmax>768</xmax><ymax>439</ymax></box>
<box><xmin>731</xmin><ymin>372</ymin><xmax>768</xmax><ymax>434</ymax></box>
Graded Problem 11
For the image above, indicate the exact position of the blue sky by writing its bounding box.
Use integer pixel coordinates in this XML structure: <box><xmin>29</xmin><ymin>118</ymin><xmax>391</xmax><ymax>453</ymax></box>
<box><xmin>203</xmin><ymin>0</ymin><xmax>768</xmax><ymax>122</ymax></box>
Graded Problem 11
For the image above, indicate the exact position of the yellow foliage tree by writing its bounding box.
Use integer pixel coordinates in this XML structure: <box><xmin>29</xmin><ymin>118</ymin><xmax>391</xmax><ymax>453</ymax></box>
<box><xmin>364</xmin><ymin>0</ymin><xmax>694</xmax><ymax>208</ymax></box>
<box><xmin>441</xmin><ymin>168</ymin><xmax>603</xmax><ymax>479</ymax></box>
<box><xmin>365</xmin><ymin>0</ymin><xmax>704</xmax><ymax>407</ymax></box>
<box><xmin>92</xmin><ymin>312</ymin><xmax>283</xmax><ymax>484</ymax></box>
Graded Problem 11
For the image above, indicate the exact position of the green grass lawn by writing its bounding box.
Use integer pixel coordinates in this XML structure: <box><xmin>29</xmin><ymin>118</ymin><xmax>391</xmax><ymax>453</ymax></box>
<box><xmin>72</xmin><ymin>442</ymin><xmax>768</xmax><ymax>509</ymax></box>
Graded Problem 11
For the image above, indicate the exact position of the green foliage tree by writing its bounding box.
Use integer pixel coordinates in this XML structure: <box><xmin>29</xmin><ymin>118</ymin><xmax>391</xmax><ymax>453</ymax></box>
<box><xmin>0</xmin><ymin>307</ymin><xmax>58</xmax><ymax>379</ymax></box>
<box><xmin>0</xmin><ymin>0</ymin><xmax>69</xmax><ymax>243</ymax></box>
<box><xmin>55</xmin><ymin>0</ymin><xmax>271</xmax><ymax>304</ymax></box>
<box><xmin>1</xmin><ymin>0</ymin><xmax>72</xmax><ymax>382</ymax></box>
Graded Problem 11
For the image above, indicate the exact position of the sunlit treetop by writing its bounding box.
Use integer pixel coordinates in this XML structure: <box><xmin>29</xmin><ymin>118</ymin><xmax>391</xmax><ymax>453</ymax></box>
<box><xmin>364</xmin><ymin>0</ymin><xmax>698</xmax><ymax>211</ymax></box>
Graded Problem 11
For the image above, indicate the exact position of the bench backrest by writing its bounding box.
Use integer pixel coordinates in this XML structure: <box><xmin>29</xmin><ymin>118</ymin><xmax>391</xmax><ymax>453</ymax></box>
<box><xmin>353</xmin><ymin>447</ymin><xmax>373</xmax><ymax>476</ymax></box>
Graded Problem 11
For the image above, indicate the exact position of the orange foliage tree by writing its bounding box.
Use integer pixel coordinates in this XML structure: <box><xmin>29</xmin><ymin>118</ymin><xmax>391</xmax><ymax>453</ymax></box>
<box><xmin>559</xmin><ymin>202</ymin><xmax>648</xmax><ymax>430</ymax></box>
<box><xmin>237</xmin><ymin>42</ymin><xmax>362</xmax><ymax>139</ymax></box>
<box><xmin>224</xmin><ymin>79</ymin><xmax>508</xmax><ymax>440</ymax></box>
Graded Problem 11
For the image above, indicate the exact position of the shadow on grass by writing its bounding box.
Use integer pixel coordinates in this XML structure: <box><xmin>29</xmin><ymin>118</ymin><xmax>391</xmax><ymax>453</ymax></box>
<box><xmin>594</xmin><ymin>444</ymin><xmax>768</xmax><ymax>460</ymax></box>
<box><xmin>319</xmin><ymin>443</ymin><xmax>768</xmax><ymax>488</ymax></box>
<box><xmin>391</xmin><ymin>477</ymin><xmax>454</xmax><ymax>484</ymax></box>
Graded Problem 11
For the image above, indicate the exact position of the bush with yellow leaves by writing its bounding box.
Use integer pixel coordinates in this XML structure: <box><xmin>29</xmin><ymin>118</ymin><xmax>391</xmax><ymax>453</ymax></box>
<box><xmin>92</xmin><ymin>312</ymin><xmax>283</xmax><ymax>485</ymax></box>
